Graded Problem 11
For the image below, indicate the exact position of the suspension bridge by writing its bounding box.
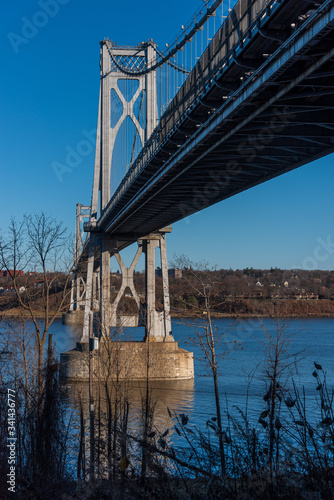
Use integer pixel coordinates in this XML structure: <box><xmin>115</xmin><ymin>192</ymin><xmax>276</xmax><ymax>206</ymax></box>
<box><xmin>61</xmin><ymin>0</ymin><xmax>334</xmax><ymax>379</ymax></box>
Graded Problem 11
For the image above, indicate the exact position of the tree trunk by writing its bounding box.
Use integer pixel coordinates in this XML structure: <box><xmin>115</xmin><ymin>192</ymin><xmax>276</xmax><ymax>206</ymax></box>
<box><xmin>37</xmin><ymin>341</ymin><xmax>44</xmax><ymax>398</ymax></box>
<box><xmin>207</xmin><ymin>306</ymin><xmax>225</xmax><ymax>476</ymax></box>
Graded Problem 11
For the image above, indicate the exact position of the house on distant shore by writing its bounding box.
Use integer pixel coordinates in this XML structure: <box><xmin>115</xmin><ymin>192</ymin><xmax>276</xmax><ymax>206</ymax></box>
<box><xmin>156</xmin><ymin>268</ymin><xmax>182</xmax><ymax>279</ymax></box>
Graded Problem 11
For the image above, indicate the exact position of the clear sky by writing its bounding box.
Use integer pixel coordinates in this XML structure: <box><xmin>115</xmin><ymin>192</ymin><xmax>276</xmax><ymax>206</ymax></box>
<box><xmin>1</xmin><ymin>0</ymin><xmax>334</xmax><ymax>272</ymax></box>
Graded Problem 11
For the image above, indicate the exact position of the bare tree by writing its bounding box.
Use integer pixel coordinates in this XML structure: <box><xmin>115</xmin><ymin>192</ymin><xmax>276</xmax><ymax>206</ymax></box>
<box><xmin>0</xmin><ymin>213</ymin><xmax>72</xmax><ymax>393</ymax></box>
<box><xmin>171</xmin><ymin>254</ymin><xmax>241</xmax><ymax>476</ymax></box>
<box><xmin>258</xmin><ymin>319</ymin><xmax>305</xmax><ymax>481</ymax></box>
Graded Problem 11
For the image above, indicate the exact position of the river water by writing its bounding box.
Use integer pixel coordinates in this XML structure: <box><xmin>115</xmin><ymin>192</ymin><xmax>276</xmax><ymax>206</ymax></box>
<box><xmin>48</xmin><ymin>316</ymin><xmax>334</xmax><ymax>431</ymax></box>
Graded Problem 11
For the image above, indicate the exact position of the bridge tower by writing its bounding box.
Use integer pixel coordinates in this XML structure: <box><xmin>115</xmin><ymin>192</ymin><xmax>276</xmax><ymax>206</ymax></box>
<box><xmin>74</xmin><ymin>40</ymin><xmax>172</xmax><ymax>342</ymax></box>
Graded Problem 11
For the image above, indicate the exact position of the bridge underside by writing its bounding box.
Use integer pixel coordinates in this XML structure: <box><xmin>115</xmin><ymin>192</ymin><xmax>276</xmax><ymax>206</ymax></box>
<box><xmin>65</xmin><ymin>1</ymin><xmax>334</xmax><ymax>380</ymax></box>
<box><xmin>96</xmin><ymin>1</ymin><xmax>334</xmax><ymax>246</ymax></box>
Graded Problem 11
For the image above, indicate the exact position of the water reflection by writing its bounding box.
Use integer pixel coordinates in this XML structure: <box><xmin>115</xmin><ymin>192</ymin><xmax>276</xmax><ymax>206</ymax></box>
<box><xmin>65</xmin><ymin>379</ymin><xmax>195</xmax><ymax>446</ymax></box>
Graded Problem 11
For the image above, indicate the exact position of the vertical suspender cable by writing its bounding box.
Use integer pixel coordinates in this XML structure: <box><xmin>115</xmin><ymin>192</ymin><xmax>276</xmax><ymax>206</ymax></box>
<box><xmin>167</xmin><ymin>60</ymin><xmax>168</xmax><ymax>109</ymax></box>
<box><xmin>174</xmin><ymin>55</ymin><xmax>176</xmax><ymax>97</ymax></box>
<box><xmin>201</xmin><ymin>23</ymin><xmax>203</xmax><ymax>55</ymax></box>
<box><xmin>207</xmin><ymin>9</ymin><xmax>209</xmax><ymax>47</ymax></box>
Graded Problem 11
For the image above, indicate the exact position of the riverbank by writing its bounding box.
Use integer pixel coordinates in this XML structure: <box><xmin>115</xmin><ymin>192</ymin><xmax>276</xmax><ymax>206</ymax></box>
<box><xmin>173</xmin><ymin>310</ymin><xmax>334</xmax><ymax>319</ymax></box>
<box><xmin>0</xmin><ymin>308</ymin><xmax>64</xmax><ymax>320</ymax></box>
<box><xmin>2</xmin><ymin>304</ymin><xmax>334</xmax><ymax>321</ymax></box>
<box><xmin>172</xmin><ymin>297</ymin><xmax>334</xmax><ymax>318</ymax></box>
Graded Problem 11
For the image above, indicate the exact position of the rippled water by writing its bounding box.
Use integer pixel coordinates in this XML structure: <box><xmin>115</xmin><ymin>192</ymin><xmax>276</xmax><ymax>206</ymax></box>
<box><xmin>48</xmin><ymin>316</ymin><xmax>334</xmax><ymax>432</ymax></box>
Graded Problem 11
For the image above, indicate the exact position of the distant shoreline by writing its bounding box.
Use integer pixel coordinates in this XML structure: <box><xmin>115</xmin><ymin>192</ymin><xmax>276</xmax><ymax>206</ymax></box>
<box><xmin>172</xmin><ymin>312</ymin><xmax>334</xmax><ymax>319</ymax></box>
<box><xmin>1</xmin><ymin>308</ymin><xmax>334</xmax><ymax>322</ymax></box>
<box><xmin>0</xmin><ymin>309</ymin><xmax>64</xmax><ymax>321</ymax></box>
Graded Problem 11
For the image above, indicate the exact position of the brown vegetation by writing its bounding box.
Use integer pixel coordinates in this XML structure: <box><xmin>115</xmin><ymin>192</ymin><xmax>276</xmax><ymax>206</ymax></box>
<box><xmin>108</xmin><ymin>265</ymin><xmax>334</xmax><ymax>318</ymax></box>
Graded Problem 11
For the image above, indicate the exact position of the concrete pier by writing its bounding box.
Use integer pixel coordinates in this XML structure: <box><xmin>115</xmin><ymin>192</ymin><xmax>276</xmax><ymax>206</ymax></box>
<box><xmin>62</xmin><ymin>309</ymin><xmax>85</xmax><ymax>325</ymax></box>
<box><xmin>60</xmin><ymin>339</ymin><xmax>194</xmax><ymax>382</ymax></box>
<box><xmin>61</xmin><ymin>44</ymin><xmax>194</xmax><ymax>382</ymax></box>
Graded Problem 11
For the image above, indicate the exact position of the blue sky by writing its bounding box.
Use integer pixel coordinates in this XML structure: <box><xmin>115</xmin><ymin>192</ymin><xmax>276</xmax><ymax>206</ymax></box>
<box><xmin>1</xmin><ymin>0</ymin><xmax>334</xmax><ymax>271</ymax></box>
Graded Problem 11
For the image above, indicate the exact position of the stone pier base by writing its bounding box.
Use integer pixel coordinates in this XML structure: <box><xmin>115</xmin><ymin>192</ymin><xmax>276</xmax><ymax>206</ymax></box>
<box><xmin>60</xmin><ymin>339</ymin><xmax>194</xmax><ymax>381</ymax></box>
<box><xmin>62</xmin><ymin>310</ymin><xmax>84</xmax><ymax>325</ymax></box>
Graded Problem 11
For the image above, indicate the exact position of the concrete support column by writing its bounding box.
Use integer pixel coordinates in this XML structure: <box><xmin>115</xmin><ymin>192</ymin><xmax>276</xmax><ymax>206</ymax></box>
<box><xmin>92</xmin><ymin>271</ymin><xmax>100</xmax><ymax>310</ymax></box>
<box><xmin>92</xmin><ymin>272</ymin><xmax>97</xmax><ymax>308</ymax></box>
<box><xmin>112</xmin><ymin>244</ymin><xmax>142</xmax><ymax>325</ymax></box>
<box><xmin>69</xmin><ymin>278</ymin><xmax>74</xmax><ymax>311</ymax></box>
<box><xmin>82</xmin><ymin>236</ymin><xmax>96</xmax><ymax>342</ymax></box>
<box><xmin>75</xmin><ymin>203</ymin><xmax>82</xmax><ymax>264</ymax></box>
<box><xmin>75</xmin><ymin>276</ymin><xmax>81</xmax><ymax>310</ymax></box>
<box><xmin>160</xmin><ymin>234</ymin><xmax>172</xmax><ymax>337</ymax></box>
<box><xmin>100</xmin><ymin>237</ymin><xmax>111</xmax><ymax>337</ymax></box>
<box><xmin>145</xmin><ymin>43</ymin><xmax>158</xmax><ymax>140</ymax></box>
<box><xmin>100</xmin><ymin>43</ymin><xmax>111</xmax><ymax>211</ymax></box>
<box><xmin>144</xmin><ymin>238</ymin><xmax>158</xmax><ymax>339</ymax></box>
<box><xmin>142</xmin><ymin>230</ymin><xmax>173</xmax><ymax>342</ymax></box>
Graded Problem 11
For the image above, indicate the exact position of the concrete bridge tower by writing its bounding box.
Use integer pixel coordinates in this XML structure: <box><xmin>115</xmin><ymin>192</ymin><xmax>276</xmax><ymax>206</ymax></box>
<box><xmin>68</xmin><ymin>40</ymin><xmax>173</xmax><ymax>343</ymax></box>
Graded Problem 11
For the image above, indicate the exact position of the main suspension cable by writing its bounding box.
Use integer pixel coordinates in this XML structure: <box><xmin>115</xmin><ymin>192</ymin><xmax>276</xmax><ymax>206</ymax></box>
<box><xmin>104</xmin><ymin>0</ymin><xmax>224</xmax><ymax>77</ymax></box>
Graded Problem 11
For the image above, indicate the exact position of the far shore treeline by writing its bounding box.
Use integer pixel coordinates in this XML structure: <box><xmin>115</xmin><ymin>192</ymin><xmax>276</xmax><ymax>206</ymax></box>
<box><xmin>1</xmin><ymin>266</ymin><xmax>334</xmax><ymax>319</ymax></box>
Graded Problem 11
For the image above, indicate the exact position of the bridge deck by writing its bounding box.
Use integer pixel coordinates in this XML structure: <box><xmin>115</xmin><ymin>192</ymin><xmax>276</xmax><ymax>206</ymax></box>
<box><xmin>94</xmin><ymin>0</ymin><xmax>334</xmax><ymax>245</ymax></box>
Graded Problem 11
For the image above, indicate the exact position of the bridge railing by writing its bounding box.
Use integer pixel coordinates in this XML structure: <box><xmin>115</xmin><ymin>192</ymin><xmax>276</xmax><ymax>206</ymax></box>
<box><xmin>100</xmin><ymin>0</ymin><xmax>285</xmax><ymax>225</ymax></box>
<box><xmin>160</xmin><ymin>0</ymin><xmax>278</xmax><ymax>141</ymax></box>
